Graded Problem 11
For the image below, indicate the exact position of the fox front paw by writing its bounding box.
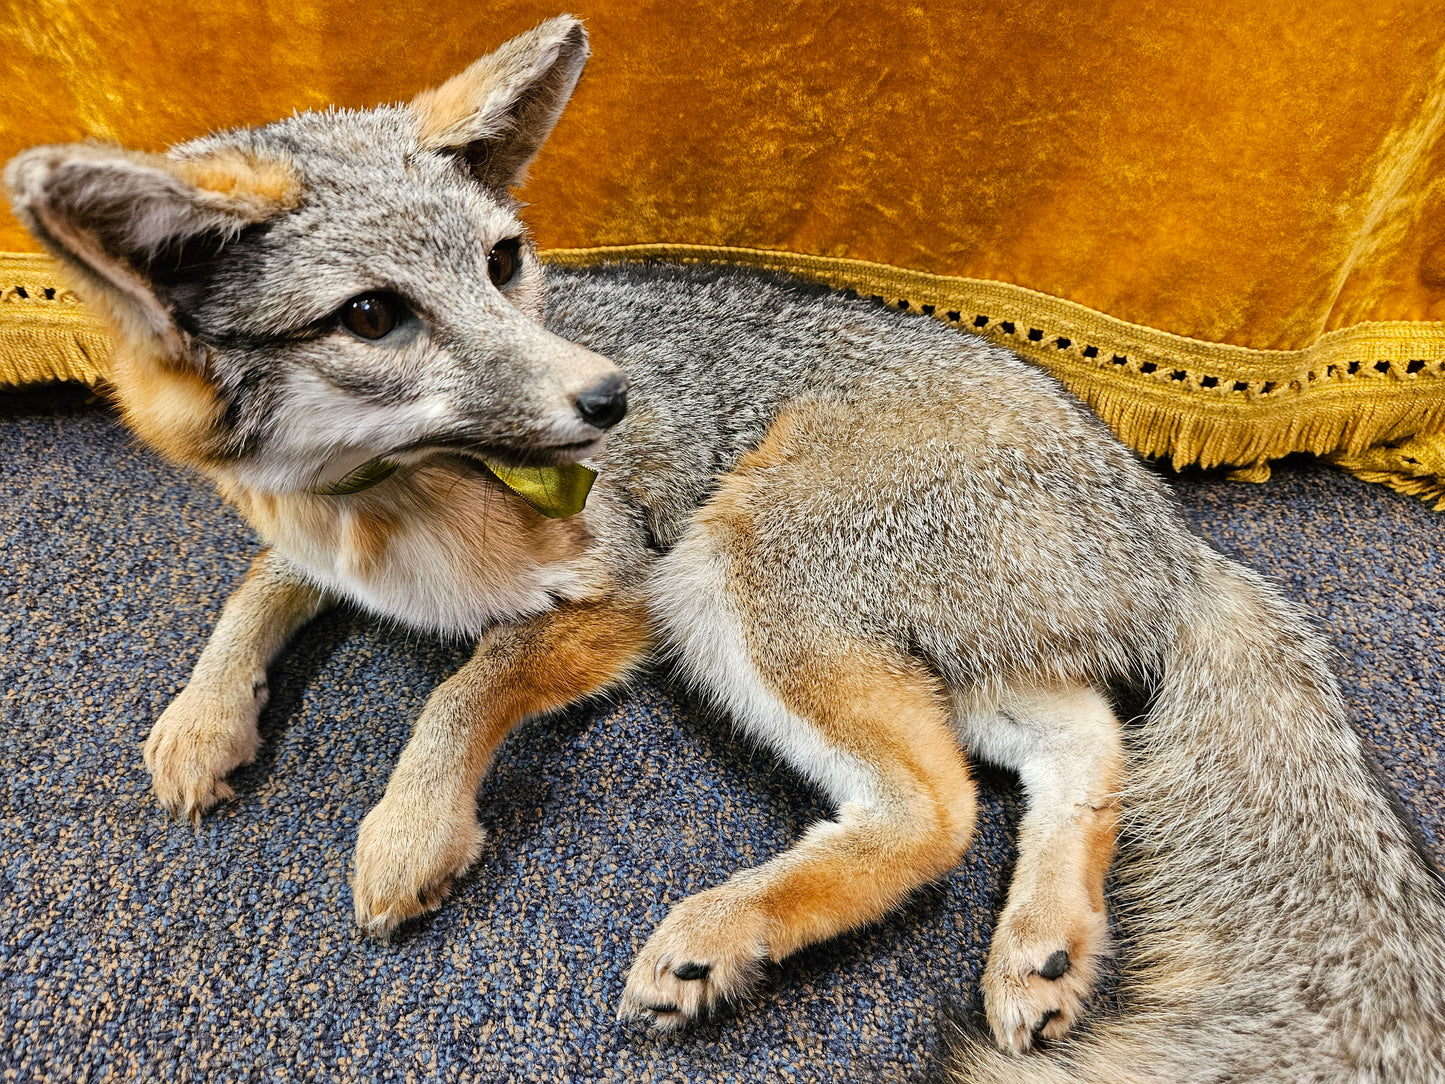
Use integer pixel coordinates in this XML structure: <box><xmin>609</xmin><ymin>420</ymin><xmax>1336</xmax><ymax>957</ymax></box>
<box><xmin>981</xmin><ymin>900</ymin><xmax>1109</xmax><ymax>1052</ymax></box>
<box><xmin>143</xmin><ymin>683</ymin><xmax>265</xmax><ymax>824</ymax></box>
<box><xmin>619</xmin><ymin>886</ymin><xmax>772</xmax><ymax>1029</ymax></box>
<box><xmin>351</xmin><ymin>791</ymin><xmax>485</xmax><ymax>939</ymax></box>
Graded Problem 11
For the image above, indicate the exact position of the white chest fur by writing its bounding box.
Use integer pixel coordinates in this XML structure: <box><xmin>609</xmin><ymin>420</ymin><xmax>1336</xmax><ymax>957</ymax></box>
<box><xmin>223</xmin><ymin>462</ymin><xmax>592</xmax><ymax>637</ymax></box>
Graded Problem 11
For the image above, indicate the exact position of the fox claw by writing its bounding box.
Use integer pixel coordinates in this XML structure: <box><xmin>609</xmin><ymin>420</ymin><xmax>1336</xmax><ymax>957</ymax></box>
<box><xmin>144</xmin><ymin>684</ymin><xmax>260</xmax><ymax>826</ymax></box>
<box><xmin>983</xmin><ymin>910</ymin><xmax>1108</xmax><ymax>1052</ymax></box>
<box><xmin>619</xmin><ymin>888</ymin><xmax>772</xmax><ymax>1029</ymax></box>
<box><xmin>350</xmin><ymin>791</ymin><xmax>484</xmax><ymax>939</ymax></box>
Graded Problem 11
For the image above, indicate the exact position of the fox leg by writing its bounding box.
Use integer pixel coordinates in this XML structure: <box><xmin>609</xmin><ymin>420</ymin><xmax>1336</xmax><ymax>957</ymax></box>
<box><xmin>962</xmin><ymin>683</ymin><xmax>1123</xmax><ymax>1052</ymax></box>
<box><xmin>144</xmin><ymin>548</ymin><xmax>328</xmax><ymax>823</ymax></box>
<box><xmin>618</xmin><ymin>642</ymin><xmax>977</xmax><ymax>1026</ymax></box>
<box><xmin>621</xmin><ymin>547</ymin><xmax>976</xmax><ymax>1024</ymax></box>
<box><xmin>350</xmin><ymin>594</ymin><xmax>650</xmax><ymax>937</ymax></box>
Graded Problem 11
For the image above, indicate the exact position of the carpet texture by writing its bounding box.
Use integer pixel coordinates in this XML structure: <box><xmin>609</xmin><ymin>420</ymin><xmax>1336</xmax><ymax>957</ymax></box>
<box><xmin>1</xmin><ymin>386</ymin><xmax>1441</xmax><ymax>1083</ymax></box>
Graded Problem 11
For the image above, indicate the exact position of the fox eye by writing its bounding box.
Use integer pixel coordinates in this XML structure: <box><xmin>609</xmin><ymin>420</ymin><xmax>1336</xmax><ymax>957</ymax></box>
<box><xmin>339</xmin><ymin>291</ymin><xmax>405</xmax><ymax>340</ymax></box>
<box><xmin>488</xmin><ymin>238</ymin><xmax>521</xmax><ymax>288</ymax></box>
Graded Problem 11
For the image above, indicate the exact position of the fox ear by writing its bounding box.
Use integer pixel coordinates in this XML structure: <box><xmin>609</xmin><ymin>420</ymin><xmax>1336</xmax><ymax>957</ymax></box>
<box><xmin>410</xmin><ymin>14</ymin><xmax>590</xmax><ymax>190</ymax></box>
<box><xmin>3</xmin><ymin>143</ymin><xmax>301</xmax><ymax>350</ymax></box>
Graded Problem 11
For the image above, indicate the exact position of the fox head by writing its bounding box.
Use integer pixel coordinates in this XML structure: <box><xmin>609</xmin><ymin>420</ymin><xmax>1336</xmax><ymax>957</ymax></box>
<box><xmin>4</xmin><ymin>15</ymin><xmax>626</xmax><ymax>495</ymax></box>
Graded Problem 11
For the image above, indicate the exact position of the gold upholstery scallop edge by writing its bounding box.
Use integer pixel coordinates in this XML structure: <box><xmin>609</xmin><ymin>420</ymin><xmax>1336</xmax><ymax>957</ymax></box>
<box><xmin>6</xmin><ymin>245</ymin><xmax>1444</xmax><ymax>506</ymax></box>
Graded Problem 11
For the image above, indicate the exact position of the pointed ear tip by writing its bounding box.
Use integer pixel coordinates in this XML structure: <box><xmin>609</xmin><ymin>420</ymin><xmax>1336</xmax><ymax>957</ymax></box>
<box><xmin>2</xmin><ymin>146</ymin><xmax>89</xmax><ymax>210</ymax></box>
<box><xmin>3</xmin><ymin>146</ymin><xmax>58</xmax><ymax>198</ymax></box>
<box><xmin>4</xmin><ymin>143</ymin><xmax>141</xmax><ymax>198</ymax></box>
<box><xmin>545</xmin><ymin>13</ymin><xmax>589</xmax><ymax>49</ymax></box>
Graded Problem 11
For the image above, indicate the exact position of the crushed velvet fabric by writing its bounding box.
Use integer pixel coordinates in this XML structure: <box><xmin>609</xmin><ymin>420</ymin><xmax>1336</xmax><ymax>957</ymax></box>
<box><xmin>2</xmin><ymin>1</ymin><xmax>1444</xmax><ymax>498</ymax></box>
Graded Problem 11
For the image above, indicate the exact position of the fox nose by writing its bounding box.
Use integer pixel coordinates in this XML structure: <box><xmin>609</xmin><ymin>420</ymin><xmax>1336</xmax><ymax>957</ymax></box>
<box><xmin>574</xmin><ymin>373</ymin><xmax>629</xmax><ymax>430</ymax></box>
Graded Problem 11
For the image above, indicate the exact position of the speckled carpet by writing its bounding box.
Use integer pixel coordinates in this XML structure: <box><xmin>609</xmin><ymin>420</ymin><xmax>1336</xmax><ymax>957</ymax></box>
<box><xmin>2</xmin><ymin>385</ymin><xmax>1441</xmax><ymax>1083</ymax></box>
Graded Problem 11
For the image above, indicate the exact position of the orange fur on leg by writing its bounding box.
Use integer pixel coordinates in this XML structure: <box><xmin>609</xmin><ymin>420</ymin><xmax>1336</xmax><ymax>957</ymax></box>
<box><xmin>351</xmin><ymin>592</ymin><xmax>652</xmax><ymax>936</ymax></box>
<box><xmin>620</xmin><ymin>645</ymin><xmax>978</xmax><ymax>1024</ymax></box>
<box><xmin>971</xmin><ymin>684</ymin><xmax>1124</xmax><ymax>1051</ymax></box>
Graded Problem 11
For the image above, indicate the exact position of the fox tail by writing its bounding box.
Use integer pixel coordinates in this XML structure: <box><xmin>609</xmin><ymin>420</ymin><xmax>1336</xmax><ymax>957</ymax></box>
<box><xmin>941</xmin><ymin>553</ymin><xmax>1445</xmax><ymax>1083</ymax></box>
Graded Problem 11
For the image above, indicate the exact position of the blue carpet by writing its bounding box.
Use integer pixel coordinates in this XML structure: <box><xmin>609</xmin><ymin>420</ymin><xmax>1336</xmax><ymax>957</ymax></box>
<box><xmin>1</xmin><ymin>386</ymin><xmax>1440</xmax><ymax>1082</ymax></box>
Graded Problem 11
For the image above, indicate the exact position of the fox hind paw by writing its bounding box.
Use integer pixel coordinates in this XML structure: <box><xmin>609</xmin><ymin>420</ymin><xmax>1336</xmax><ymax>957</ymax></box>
<box><xmin>618</xmin><ymin>889</ymin><xmax>772</xmax><ymax>1029</ymax></box>
<box><xmin>981</xmin><ymin>908</ymin><xmax>1108</xmax><ymax>1052</ymax></box>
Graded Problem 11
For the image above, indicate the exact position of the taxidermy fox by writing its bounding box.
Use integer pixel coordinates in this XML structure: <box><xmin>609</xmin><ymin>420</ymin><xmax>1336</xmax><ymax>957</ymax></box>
<box><xmin>8</xmin><ymin>15</ymin><xmax>1445</xmax><ymax>1080</ymax></box>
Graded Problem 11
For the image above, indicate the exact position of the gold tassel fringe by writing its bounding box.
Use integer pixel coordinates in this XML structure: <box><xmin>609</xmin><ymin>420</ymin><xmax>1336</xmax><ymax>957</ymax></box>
<box><xmin>5</xmin><ymin>244</ymin><xmax>1445</xmax><ymax>505</ymax></box>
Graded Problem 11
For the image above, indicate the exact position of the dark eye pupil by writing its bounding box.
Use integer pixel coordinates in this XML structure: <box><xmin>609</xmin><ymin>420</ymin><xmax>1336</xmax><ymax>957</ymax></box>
<box><xmin>488</xmin><ymin>240</ymin><xmax>519</xmax><ymax>288</ymax></box>
<box><xmin>342</xmin><ymin>293</ymin><xmax>400</xmax><ymax>340</ymax></box>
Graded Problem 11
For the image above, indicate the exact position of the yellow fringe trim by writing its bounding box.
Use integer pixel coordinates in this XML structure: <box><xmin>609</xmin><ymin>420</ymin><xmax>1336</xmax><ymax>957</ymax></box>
<box><xmin>1330</xmin><ymin>432</ymin><xmax>1445</xmax><ymax>510</ymax></box>
<box><xmin>0</xmin><ymin>253</ymin><xmax>109</xmax><ymax>385</ymax></box>
<box><xmin>550</xmin><ymin>244</ymin><xmax>1445</xmax><ymax>505</ymax></box>
<box><xmin>5</xmin><ymin>244</ymin><xmax>1445</xmax><ymax>504</ymax></box>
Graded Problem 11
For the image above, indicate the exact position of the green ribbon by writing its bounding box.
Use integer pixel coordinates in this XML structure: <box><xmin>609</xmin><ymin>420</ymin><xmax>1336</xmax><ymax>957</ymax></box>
<box><xmin>481</xmin><ymin>459</ymin><xmax>598</xmax><ymax>519</ymax></box>
<box><xmin>314</xmin><ymin>455</ymin><xmax>596</xmax><ymax>518</ymax></box>
<box><xmin>313</xmin><ymin>457</ymin><xmax>400</xmax><ymax>496</ymax></box>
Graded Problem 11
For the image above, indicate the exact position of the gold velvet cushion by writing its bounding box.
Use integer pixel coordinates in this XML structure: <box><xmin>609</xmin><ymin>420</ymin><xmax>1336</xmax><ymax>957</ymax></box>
<box><xmin>4</xmin><ymin>1</ymin><xmax>1444</xmax><ymax>503</ymax></box>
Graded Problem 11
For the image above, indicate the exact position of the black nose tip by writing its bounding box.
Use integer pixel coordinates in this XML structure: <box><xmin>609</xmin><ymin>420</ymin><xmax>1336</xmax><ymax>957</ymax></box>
<box><xmin>574</xmin><ymin>374</ymin><xmax>629</xmax><ymax>430</ymax></box>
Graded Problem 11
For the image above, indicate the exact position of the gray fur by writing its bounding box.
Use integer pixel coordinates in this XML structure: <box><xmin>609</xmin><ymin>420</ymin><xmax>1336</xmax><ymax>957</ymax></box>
<box><xmin>935</xmin><ymin>551</ymin><xmax>1445</xmax><ymax>1082</ymax></box>
<box><xmin>555</xmin><ymin>265</ymin><xmax>1200</xmax><ymax>689</ymax></box>
<box><xmin>167</xmin><ymin>108</ymin><xmax>604</xmax><ymax>482</ymax></box>
<box><xmin>7</xmin><ymin>17</ymin><xmax>1445</xmax><ymax>1080</ymax></box>
<box><xmin>567</xmin><ymin>267</ymin><xmax>1445</xmax><ymax>1077</ymax></box>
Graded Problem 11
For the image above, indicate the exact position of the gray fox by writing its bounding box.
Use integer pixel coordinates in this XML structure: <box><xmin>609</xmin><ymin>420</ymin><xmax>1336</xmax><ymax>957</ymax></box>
<box><xmin>7</xmin><ymin>16</ymin><xmax>1444</xmax><ymax>1080</ymax></box>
